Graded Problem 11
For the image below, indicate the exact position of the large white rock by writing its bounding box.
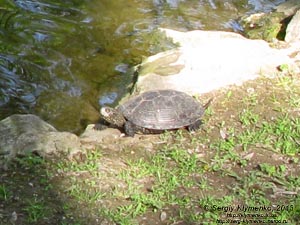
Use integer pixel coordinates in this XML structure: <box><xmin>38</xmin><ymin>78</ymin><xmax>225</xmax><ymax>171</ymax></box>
<box><xmin>285</xmin><ymin>9</ymin><xmax>300</xmax><ymax>43</ymax></box>
<box><xmin>135</xmin><ymin>29</ymin><xmax>295</xmax><ymax>94</ymax></box>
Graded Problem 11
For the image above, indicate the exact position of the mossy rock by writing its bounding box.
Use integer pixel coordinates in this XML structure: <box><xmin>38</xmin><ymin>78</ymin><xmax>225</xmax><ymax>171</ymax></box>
<box><xmin>241</xmin><ymin>12</ymin><xmax>288</xmax><ymax>42</ymax></box>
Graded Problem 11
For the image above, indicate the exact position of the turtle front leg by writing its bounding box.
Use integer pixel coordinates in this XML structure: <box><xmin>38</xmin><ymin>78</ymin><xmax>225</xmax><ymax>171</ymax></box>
<box><xmin>94</xmin><ymin>118</ymin><xmax>110</xmax><ymax>130</ymax></box>
<box><xmin>94</xmin><ymin>123</ymin><xmax>108</xmax><ymax>130</ymax></box>
<box><xmin>124</xmin><ymin>121</ymin><xmax>137</xmax><ymax>137</ymax></box>
<box><xmin>188</xmin><ymin>119</ymin><xmax>203</xmax><ymax>132</ymax></box>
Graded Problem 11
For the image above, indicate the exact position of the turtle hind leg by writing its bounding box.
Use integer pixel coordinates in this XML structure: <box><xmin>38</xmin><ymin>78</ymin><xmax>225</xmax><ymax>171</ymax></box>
<box><xmin>124</xmin><ymin>121</ymin><xmax>137</xmax><ymax>137</ymax></box>
<box><xmin>187</xmin><ymin>119</ymin><xmax>203</xmax><ymax>132</ymax></box>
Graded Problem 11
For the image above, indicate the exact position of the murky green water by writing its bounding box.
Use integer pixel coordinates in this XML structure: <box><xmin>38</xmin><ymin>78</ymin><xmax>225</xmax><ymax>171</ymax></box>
<box><xmin>0</xmin><ymin>0</ymin><xmax>285</xmax><ymax>133</ymax></box>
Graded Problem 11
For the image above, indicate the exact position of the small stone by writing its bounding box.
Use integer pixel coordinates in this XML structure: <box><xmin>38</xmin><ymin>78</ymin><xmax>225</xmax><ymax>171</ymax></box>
<box><xmin>219</xmin><ymin>129</ymin><xmax>228</xmax><ymax>140</ymax></box>
<box><xmin>243</xmin><ymin>152</ymin><xmax>255</xmax><ymax>160</ymax></box>
<box><xmin>10</xmin><ymin>211</ymin><xmax>17</xmax><ymax>223</ymax></box>
<box><xmin>160</xmin><ymin>211</ymin><xmax>167</xmax><ymax>221</ymax></box>
<box><xmin>247</xmin><ymin>87</ymin><xmax>255</xmax><ymax>94</ymax></box>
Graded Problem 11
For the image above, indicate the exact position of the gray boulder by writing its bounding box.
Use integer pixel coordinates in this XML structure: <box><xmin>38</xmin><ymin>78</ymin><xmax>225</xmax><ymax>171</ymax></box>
<box><xmin>0</xmin><ymin>114</ymin><xmax>82</xmax><ymax>162</ymax></box>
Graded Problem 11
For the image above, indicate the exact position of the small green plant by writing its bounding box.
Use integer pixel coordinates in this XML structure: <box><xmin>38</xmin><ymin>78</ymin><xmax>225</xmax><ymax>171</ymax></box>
<box><xmin>259</xmin><ymin>163</ymin><xmax>277</xmax><ymax>176</ymax></box>
<box><xmin>68</xmin><ymin>181</ymin><xmax>106</xmax><ymax>203</ymax></box>
<box><xmin>16</xmin><ymin>153</ymin><xmax>45</xmax><ymax>167</ymax></box>
<box><xmin>278</xmin><ymin>64</ymin><xmax>290</xmax><ymax>73</ymax></box>
<box><xmin>289</xmin><ymin>197</ymin><xmax>300</xmax><ymax>223</ymax></box>
<box><xmin>226</xmin><ymin>90</ymin><xmax>232</xmax><ymax>99</ymax></box>
<box><xmin>56</xmin><ymin>149</ymin><xmax>102</xmax><ymax>173</ymax></box>
<box><xmin>24</xmin><ymin>198</ymin><xmax>46</xmax><ymax>222</ymax></box>
<box><xmin>100</xmin><ymin>208</ymin><xmax>135</xmax><ymax>225</ymax></box>
<box><xmin>239</xmin><ymin>108</ymin><xmax>259</xmax><ymax>126</ymax></box>
<box><xmin>259</xmin><ymin>163</ymin><xmax>288</xmax><ymax>178</ymax></box>
<box><xmin>265</xmin><ymin>115</ymin><xmax>300</xmax><ymax>156</ymax></box>
<box><xmin>0</xmin><ymin>184</ymin><xmax>11</xmax><ymax>201</ymax></box>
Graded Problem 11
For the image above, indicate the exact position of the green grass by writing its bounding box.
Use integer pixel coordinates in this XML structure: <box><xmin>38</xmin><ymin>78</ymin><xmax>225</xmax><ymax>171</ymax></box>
<box><xmin>15</xmin><ymin>153</ymin><xmax>45</xmax><ymax>167</ymax></box>
<box><xmin>56</xmin><ymin>149</ymin><xmax>102</xmax><ymax>173</ymax></box>
<box><xmin>0</xmin><ymin>184</ymin><xmax>11</xmax><ymax>201</ymax></box>
<box><xmin>24</xmin><ymin>198</ymin><xmax>46</xmax><ymax>223</ymax></box>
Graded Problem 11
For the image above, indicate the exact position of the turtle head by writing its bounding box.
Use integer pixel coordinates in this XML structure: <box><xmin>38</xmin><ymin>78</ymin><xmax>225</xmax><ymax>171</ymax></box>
<box><xmin>100</xmin><ymin>106</ymin><xmax>126</xmax><ymax>127</ymax></box>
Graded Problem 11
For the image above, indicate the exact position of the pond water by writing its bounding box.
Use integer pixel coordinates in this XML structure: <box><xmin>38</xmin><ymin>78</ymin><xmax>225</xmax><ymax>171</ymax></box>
<box><xmin>0</xmin><ymin>0</ymin><xmax>285</xmax><ymax>133</ymax></box>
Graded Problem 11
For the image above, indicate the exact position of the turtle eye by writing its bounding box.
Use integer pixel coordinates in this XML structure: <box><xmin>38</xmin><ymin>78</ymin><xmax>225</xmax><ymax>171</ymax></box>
<box><xmin>104</xmin><ymin>107</ymin><xmax>114</xmax><ymax>116</ymax></box>
<box><xmin>100</xmin><ymin>107</ymin><xmax>111</xmax><ymax>117</ymax></box>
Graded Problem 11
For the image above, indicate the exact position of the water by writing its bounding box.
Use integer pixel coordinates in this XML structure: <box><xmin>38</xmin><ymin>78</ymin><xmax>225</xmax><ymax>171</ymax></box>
<box><xmin>0</xmin><ymin>0</ymin><xmax>286</xmax><ymax>133</ymax></box>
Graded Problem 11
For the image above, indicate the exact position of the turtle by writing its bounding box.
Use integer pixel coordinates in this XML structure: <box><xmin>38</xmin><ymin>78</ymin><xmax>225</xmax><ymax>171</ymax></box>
<box><xmin>98</xmin><ymin>89</ymin><xmax>211</xmax><ymax>137</ymax></box>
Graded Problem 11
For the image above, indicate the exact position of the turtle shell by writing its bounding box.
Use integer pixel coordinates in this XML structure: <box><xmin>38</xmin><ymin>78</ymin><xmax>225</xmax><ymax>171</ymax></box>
<box><xmin>118</xmin><ymin>89</ymin><xmax>204</xmax><ymax>130</ymax></box>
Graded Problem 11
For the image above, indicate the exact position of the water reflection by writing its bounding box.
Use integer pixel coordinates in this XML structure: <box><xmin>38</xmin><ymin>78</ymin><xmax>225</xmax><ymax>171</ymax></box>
<box><xmin>0</xmin><ymin>0</ymin><xmax>286</xmax><ymax>133</ymax></box>
<box><xmin>248</xmin><ymin>0</ymin><xmax>285</xmax><ymax>12</ymax></box>
<box><xmin>14</xmin><ymin>0</ymin><xmax>82</xmax><ymax>16</ymax></box>
<box><xmin>0</xmin><ymin>54</ymin><xmax>40</xmax><ymax>109</ymax></box>
<box><xmin>99</xmin><ymin>92</ymin><xmax>118</xmax><ymax>106</ymax></box>
<box><xmin>0</xmin><ymin>0</ymin><xmax>88</xmax><ymax>132</ymax></box>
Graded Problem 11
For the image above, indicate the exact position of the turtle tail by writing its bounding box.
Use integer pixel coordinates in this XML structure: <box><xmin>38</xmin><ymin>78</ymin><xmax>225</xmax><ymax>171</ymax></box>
<box><xmin>203</xmin><ymin>97</ymin><xmax>213</xmax><ymax>110</ymax></box>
